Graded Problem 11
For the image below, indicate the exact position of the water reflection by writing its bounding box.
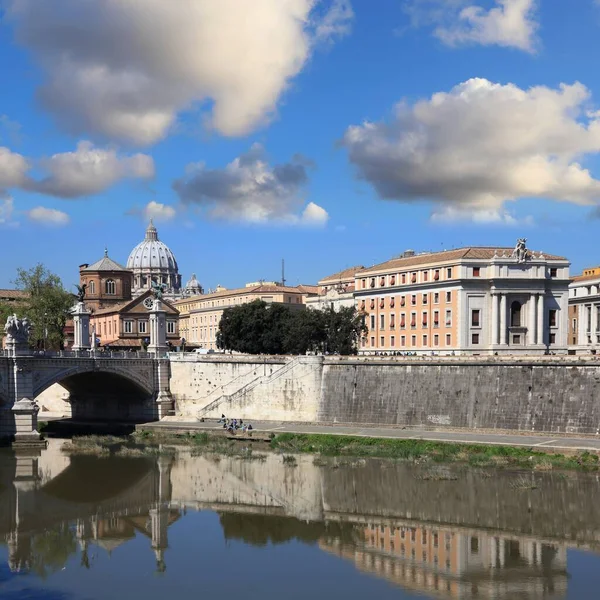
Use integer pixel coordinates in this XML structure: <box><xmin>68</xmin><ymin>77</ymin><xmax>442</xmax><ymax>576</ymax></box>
<box><xmin>0</xmin><ymin>442</ymin><xmax>598</xmax><ymax>599</ymax></box>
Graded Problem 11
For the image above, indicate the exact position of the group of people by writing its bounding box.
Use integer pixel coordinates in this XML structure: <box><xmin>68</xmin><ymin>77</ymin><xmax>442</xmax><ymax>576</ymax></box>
<box><xmin>218</xmin><ymin>414</ymin><xmax>253</xmax><ymax>434</ymax></box>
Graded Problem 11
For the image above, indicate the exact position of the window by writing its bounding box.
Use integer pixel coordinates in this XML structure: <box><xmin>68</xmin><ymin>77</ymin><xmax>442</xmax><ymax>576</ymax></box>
<box><xmin>360</xmin><ymin>299</ymin><xmax>366</xmax><ymax>310</ymax></box>
<box><xmin>445</xmin><ymin>309</ymin><xmax>452</xmax><ymax>326</ymax></box>
<box><xmin>513</xmin><ymin>334</ymin><xmax>521</xmax><ymax>344</ymax></box>
<box><xmin>446</xmin><ymin>291</ymin><xmax>452</xmax><ymax>303</ymax></box>
<box><xmin>390</xmin><ymin>314</ymin><xmax>395</xmax><ymax>328</ymax></box>
<box><xmin>390</xmin><ymin>275</ymin><xmax>396</xmax><ymax>285</ymax></box>
<box><xmin>362</xmin><ymin>279</ymin><xmax>366</xmax><ymax>289</ymax></box>
<box><xmin>434</xmin><ymin>269</ymin><xmax>440</xmax><ymax>281</ymax></box>
<box><xmin>124</xmin><ymin>321</ymin><xmax>133</xmax><ymax>333</ymax></box>
<box><xmin>422</xmin><ymin>312</ymin><xmax>428</xmax><ymax>326</ymax></box>
<box><xmin>411</xmin><ymin>335</ymin><xmax>416</xmax><ymax>346</ymax></box>
<box><xmin>550</xmin><ymin>268</ymin><xmax>558</xmax><ymax>277</ymax></box>
<box><xmin>105</xmin><ymin>279</ymin><xmax>116</xmax><ymax>295</ymax></box>
<box><xmin>473</xmin><ymin>267</ymin><xmax>480</xmax><ymax>277</ymax></box>
<box><xmin>89</xmin><ymin>280</ymin><xmax>96</xmax><ymax>294</ymax></box>
<box><xmin>549</xmin><ymin>333</ymin><xmax>556</xmax><ymax>344</ymax></box>
<box><xmin>411</xmin><ymin>295</ymin><xmax>417</xmax><ymax>305</ymax></box>
<box><xmin>510</xmin><ymin>301</ymin><xmax>522</xmax><ymax>327</ymax></box>
<box><xmin>139</xmin><ymin>320</ymin><xmax>148</xmax><ymax>334</ymax></box>
<box><xmin>472</xmin><ymin>333</ymin><xmax>480</xmax><ymax>345</ymax></box>
<box><xmin>401</xmin><ymin>273</ymin><xmax>406</xmax><ymax>284</ymax></box>
<box><xmin>400</xmin><ymin>296</ymin><xmax>406</xmax><ymax>307</ymax></box>
<box><xmin>423</xmin><ymin>271</ymin><xmax>429</xmax><ymax>282</ymax></box>
<box><xmin>370</xmin><ymin>278</ymin><xmax>375</xmax><ymax>288</ymax></box>
<box><xmin>446</xmin><ymin>334</ymin><xmax>451</xmax><ymax>345</ymax></box>
<box><xmin>411</xmin><ymin>313</ymin><xmax>417</xmax><ymax>328</ymax></box>
<box><xmin>391</xmin><ymin>336</ymin><xmax>395</xmax><ymax>347</ymax></box>
<box><xmin>434</xmin><ymin>293</ymin><xmax>439</xmax><ymax>304</ymax></box>
<box><xmin>400</xmin><ymin>313</ymin><xmax>406</xmax><ymax>328</ymax></box>
<box><xmin>446</xmin><ymin>268</ymin><xmax>452</xmax><ymax>278</ymax></box>
<box><xmin>390</xmin><ymin>297</ymin><xmax>395</xmax><ymax>308</ymax></box>
<box><xmin>370</xmin><ymin>315</ymin><xmax>375</xmax><ymax>330</ymax></box>
<box><xmin>422</xmin><ymin>293</ymin><xmax>428</xmax><ymax>305</ymax></box>
<box><xmin>371</xmin><ymin>299</ymin><xmax>375</xmax><ymax>310</ymax></box>
<box><xmin>380</xmin><ymin>314</ymin><xmax>385</xmax><ymax>329</ymax></box>
<box><xmin>549</xmin><ymin>309</ymin><xmax>557</xmax><ymax>327</ymax></box>
<box><xmin>380</xmin><ymin>336</ymin><xmax>385</xmax><ymax>346</ymax></box>
<box><xmin>380</xmin><ymin>298</ymin><xmax>385</xmax><ymax>309</ymax></box>
<box><xmin>573</xmin><ymin>318</ymin><xmax>577</xmax><ymax>332</ymax></box>
<box><xmin>423</xmin><ymin>334</ymin><xmax>428</xmax><ymax>345</ymax></box>
<box><xmin>470</xmin><ymin>537</ymin><xmax>479</xmax><ymax>554</ymax></box>
<box><xmin>380</xmin><ymin>276</ymin><xmax>386</xmax><ymax>286</ymax></box>
<box><xmin>411</xmin><ymin>272</ymin><xmax>417</xmax><ymax>283</ymax></box>
<box><xmin>434</xmin><ymin>334</ymin><xmax>439</xmax><ymax>346</ymax></box>
<box><xmin>471</xmin><ymin>309</ymin><xmax>480</xmax><ymax>327</ymax></box>
<box><xmin>401</xmin><ymin>336</ymin><xmax>406</xmax><ymax>347</ymax></box>
<box><xmin>371</xmin><ymin>336</ymin><xmax>375</xmax><ymax>347</ymax></box>
<box><xmin>167</xmin><ymin>321</ymin><xmax>176</xmax><ymax>334</ymax></box>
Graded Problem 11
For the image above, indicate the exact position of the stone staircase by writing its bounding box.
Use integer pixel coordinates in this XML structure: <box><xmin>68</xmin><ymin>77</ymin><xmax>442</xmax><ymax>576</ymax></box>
<box><xmin>196</xmin><ymin>357</ymin><xmax>301</xmax><ymax>419</ymax></box>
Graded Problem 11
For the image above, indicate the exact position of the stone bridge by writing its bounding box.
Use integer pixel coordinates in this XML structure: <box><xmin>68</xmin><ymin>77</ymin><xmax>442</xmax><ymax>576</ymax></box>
<box><xmin>0</xmin><ymin>299</ymin><xmax>173</xmax><ymax>444</ymax></box>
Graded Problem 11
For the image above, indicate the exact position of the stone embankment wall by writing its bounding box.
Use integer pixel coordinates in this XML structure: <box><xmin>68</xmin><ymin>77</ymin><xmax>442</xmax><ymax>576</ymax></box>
<box><xmin>170</xmin><ymin>355</ymin><xmax>600</xmax><ymax>434</ymax></box>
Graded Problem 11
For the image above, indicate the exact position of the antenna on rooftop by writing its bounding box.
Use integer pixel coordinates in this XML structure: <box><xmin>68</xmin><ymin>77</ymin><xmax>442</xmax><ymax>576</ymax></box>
<box><xmin>281</xmin><ymin>258</ymin><xmax>286</xmax><ymax>287</ymax></box>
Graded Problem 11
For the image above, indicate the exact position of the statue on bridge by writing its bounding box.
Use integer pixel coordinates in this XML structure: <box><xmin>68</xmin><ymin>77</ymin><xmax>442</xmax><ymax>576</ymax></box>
<box><xmin>4</xmin><ymin>314</ymin><xmax>32</xmax><ymax>344</ymax></box>
<box><xmin>75</xmin><ymin>283</ymin><xmax>87</xmax><ymax>303</ymax></box>
<box><xmin>151</xmin><ymin>280</ymin><xmax>167</xmax><ymax>301</ymax></box>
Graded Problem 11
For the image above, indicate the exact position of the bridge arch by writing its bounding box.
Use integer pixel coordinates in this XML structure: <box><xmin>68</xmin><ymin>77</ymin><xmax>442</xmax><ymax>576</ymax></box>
<box><xmin>33</xmin><ymin>362</ymin><xmax>157</xmax><ymax>423</ymax></box>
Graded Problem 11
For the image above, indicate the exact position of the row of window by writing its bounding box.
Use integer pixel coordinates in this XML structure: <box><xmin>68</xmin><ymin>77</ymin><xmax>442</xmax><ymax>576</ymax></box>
<box><xmin>364</xmin><ymin>334</ymin><xmax>454</xmax><ymax>348</ymax></box>
<box><xmin>361</xmin><ymin>268</ymin><xmax>454</xmax><ymax>290</ymax></box>
<box><xmin>123</xmin><ymin>320</ymin><xmax>176</xmax><ymax>334</ymax></box>
<box><xmin>369</xmin><ymin>310</ymin><xmax>454</xmax><ymax>330</ymax></box>
<box><xmin>361</xmin><ymin>291</ymin><xmax>453</xmax><ymax>311</ymax></box>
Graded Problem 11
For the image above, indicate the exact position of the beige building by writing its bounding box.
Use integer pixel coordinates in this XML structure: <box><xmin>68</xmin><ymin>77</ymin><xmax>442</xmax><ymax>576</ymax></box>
<box><xmin>568</xmin><ymin>266</ymin><xmax>600</xmax><ymax>353</ymax></box>
<box><xmin>306</xmin><ymin>266</ymin><xmax>364</xmax><ymax>312</ymax></box>
<box><xmin>174</xmin><ymin>283</ymin><xmax>318</xmax><ymax>350</ymax></box>
<box><xmin>356</xmin><ymin>242</ymin><xmax>570</xmax><ymax>355</ymax></box>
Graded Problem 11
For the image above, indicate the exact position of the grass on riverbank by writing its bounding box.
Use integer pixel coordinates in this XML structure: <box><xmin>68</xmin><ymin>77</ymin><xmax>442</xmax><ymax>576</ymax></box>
<box><xmin>269</xmin><ymin>433</ymin><xmax>600</xmax><ymax>471</ymax></box>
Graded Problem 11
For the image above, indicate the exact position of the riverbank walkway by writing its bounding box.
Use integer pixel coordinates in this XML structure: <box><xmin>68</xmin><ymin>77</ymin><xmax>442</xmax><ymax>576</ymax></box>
<box><xmin>137</xmin><ymin>419</ymin><xmax>600</xmax><ymax>454</ymax></box>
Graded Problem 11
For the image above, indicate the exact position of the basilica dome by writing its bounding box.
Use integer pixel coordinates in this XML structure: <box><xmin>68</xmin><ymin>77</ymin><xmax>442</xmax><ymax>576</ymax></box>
<box><xmin>127</xmin><ymin>220</ymin><xmax>182</xmax><ymax>295</ymax></box>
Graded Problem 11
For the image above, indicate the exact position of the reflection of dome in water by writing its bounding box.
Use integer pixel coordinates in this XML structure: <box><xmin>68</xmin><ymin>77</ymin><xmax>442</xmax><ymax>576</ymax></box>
<box><xmin>127</xmin><ymin>220</ymin><xmax>182</xmax><ymax>295</ymax></box>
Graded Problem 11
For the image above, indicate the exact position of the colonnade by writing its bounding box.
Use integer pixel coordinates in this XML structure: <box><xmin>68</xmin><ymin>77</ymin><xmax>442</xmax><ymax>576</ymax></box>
<box><xmin>490</xmin><ymin>292</ymin><xmax>545</xmax><ymax>347</ymax></box>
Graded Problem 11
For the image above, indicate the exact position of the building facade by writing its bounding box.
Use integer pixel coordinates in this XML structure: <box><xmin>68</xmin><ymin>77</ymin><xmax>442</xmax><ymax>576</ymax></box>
<box><xmin>568</xmin><ymin>266</ymin><xmax>600</xmax><ymax>353</ymax></box>
<box><xmin>355</xmin><ymin>243</ymin><xmax>570</xmax><ymax>355</ymax></box>
<box><xmin>175</xmin><ymin>283</ymin><xmax>318</xmax><ymax>350</ymax></box>
<box><xmin>306</xmin><ymin>266</ymin><xmax>364</xmax><ymax>312</ymax></box>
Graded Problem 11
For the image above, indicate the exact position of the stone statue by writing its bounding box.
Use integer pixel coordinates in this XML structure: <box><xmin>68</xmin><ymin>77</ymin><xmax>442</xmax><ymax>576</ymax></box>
<box><xmin>75</xmin><ymin>283</ymin><xmax>87</xmax><ymax>303</ymax></box>
<box><xmin>512</xmin><ymin>238</ymin><xmax>529</xmax><ymax>264</ymax></box>
<box><xmin>151</xmin><ymin>280</ymin><xmax>167</xmax><ymax>301</ymax></box>
<box><xmin>4</xmin><ymin>314</ymin><xmax>32</xmax><ymax>344</ymax></box>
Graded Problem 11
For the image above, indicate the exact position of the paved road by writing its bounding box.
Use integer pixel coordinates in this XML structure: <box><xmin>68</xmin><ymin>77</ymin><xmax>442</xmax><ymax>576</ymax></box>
<box><xmin>139</xmin><ymin>419</ymin><xmax>600</xmax><ymax>454</ymax></box>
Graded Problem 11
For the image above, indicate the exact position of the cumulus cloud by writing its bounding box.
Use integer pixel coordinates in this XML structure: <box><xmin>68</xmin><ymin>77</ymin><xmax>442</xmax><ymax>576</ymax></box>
<box><xmin>405</xmin><ymin>0</ymin><xmax>538</xmax><ymax>52</ymax></box>
<box><xmin>4</xmin><ymin>0</ymin><xmax>353</xmax><ymax>145</ymax></box>
<box><xmin>27</xmin><ymin>141</ymin><xmax>154</xmax><ymax>198</ymax></box>
<box><xmin>0</xmin><ymin>146</ymin><xmax>29</xmax><ymax>189</ymax></box>
<box><xmin>0</xmin><ymin>196</ymin><xmax>15</xmax><ymax>224</ymax></box>
<box><xmin>143</xmin><ymin>201</ymin><xmax>176</xmax><ymax>222</ymax></box>
<box><xmin>173</xmin><ymin>144</ymin><xmax>328</xmax><ymax>226</ymax></box>
<box><xmin>342</xmin><ymin>78</ymin><xmax>600</xmax><ymax>222</ymax></box>
<box><xmin>27</xmin><ymin>206</ymin><xmax>70</xmax><ymax>226</ymax></box>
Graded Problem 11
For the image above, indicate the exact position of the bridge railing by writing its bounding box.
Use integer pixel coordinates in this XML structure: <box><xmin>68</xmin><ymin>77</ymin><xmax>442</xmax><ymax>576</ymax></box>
<box><xmin>2</xmin><ymin>349</ymin><xmax>169</xmax><ymax>359</ymax></box>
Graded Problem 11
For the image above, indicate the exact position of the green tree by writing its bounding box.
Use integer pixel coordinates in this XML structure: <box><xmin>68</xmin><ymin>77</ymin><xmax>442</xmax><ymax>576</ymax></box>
<box><xmin>14</xmin><ymin>264</ymin><xmax>74</xmax><ymax>350</ymax></box>
<box><xmin>284</xmin><ymin>308</ymin><xmax>326</xmax><ymax>355</ymax></box>
<box><xmin>322</xmin><ymin>306</ymin><xmax>366</xmax><ymax>355</ymax></box>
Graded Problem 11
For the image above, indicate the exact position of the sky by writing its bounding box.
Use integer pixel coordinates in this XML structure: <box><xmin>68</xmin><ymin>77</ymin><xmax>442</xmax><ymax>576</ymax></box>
<box><xmin>1</xmin><ymin>0</ymin><xmax>600</xmax><ymax>290</ymax></box>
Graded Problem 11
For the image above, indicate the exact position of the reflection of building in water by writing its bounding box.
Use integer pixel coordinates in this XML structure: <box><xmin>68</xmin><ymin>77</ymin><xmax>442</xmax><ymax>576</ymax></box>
<box><xmin>320</xmin><ymin>521</ymin><xmax>568</xmax><ymax>599</ymax></box>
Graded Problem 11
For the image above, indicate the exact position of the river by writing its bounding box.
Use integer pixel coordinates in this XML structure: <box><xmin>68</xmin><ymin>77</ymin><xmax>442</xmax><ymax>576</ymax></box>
<box><xmin>0</xmin><ymin>439</ymin><xmax>599</xmax><ymax>599</ymax></box>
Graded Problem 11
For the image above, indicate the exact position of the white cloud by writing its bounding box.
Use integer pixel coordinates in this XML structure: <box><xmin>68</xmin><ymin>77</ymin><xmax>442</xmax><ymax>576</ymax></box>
<box><xmin>27</xmin><ymin>206</ymin><xmax>70</xmax><ymax>226</ymax></box>
<box><xmin>4</xmin><ymin>0</ymin><xmax>353</xmax><ymax>145</ymax></box>
<box><xmin>173</xmin><ymin>144</ymin><xmax>328</xmax><ymax>226</ymax></box>
<box><xmin>0</xmin><ymin>196</ymin><xmax>15</xmax><ymax>224</ymax></box>
<box><xmin>404</xmin><ymin>0</ymin><xmax>538</xmax><ymax>52</ymax></box>
<box><xmin>28</xmin><ymin>141</ymin><xmax>154</xmax><ymax>198</ymax></box>
<box><xmin>342</xmin><ymin>78</ymin><xmax>600</xmax><ymax>222</ymax></box>
<box><xmin>430</xmin><ymin>205</ymin><xmax>533</xmax><ymax>226</ymax></box>
<box><xmin>143</xmin><ymin>201</ymin><xmax>176</xmax><ymax>222</ymax></box>
<box><xmin>0</xmin><ymin>146</ymin><xmax>29</xmax><ymax>189</ymax></box>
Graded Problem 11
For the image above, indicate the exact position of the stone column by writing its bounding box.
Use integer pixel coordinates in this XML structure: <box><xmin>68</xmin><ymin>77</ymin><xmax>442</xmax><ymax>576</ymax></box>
<box><xmin>528</xmin><ymin>294</ymin><xmax>537</xmax><ymax>346</ymax></box>
<box><xmin>72</xmin><ymin>302</ymin><xmax>91</xmax><ymax>351</ymax></box>
<box><xmin>148</xmin><ymin>299</ymin><xmax>168</xmax><ymax>354</ymax></box>
<box><xmin>500</xmin><ymin>295</ymin><xmax>507</xmax><ymax>345</ymax></box>
<box><xmin>491</xmin><ymin>292</ymin><xmax>499</xmax><ymax>346</ymax></box>
<box><xmin>536</xmin><ymin>294</ymin><xmax>545</xmax><ymax>346</ymax></box>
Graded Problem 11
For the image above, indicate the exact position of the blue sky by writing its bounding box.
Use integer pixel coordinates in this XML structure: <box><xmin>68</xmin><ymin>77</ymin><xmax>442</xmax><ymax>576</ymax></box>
<box><xmin>1</xmin><ymin>0</ymin><xmax>600</xmax><ymax>290</ymax></box>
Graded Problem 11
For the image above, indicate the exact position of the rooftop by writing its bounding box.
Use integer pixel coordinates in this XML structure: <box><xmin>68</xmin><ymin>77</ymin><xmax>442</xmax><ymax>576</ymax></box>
<box><xmin>0</xmin><ymin>289</ymin><xmax>28</xmax><ymax>300</ymax></box>
<box><xmin>319</xmin><ymin>265</ymin><xmax>365</xmax><ymax>284</ymax></box>
<box><xmin>359</xmin><ymin>247</ymin><xmax>567</xmax><ymax>275</ymax></box>
<box><xmin>174</xmin><ymin>283</ymin><xmax>314</xmax><ymax>304</ymax></box>
<box><xmin>82</xmin><ymin>249</ymin><xmax>129</xmax><ymax>272</ymax></box>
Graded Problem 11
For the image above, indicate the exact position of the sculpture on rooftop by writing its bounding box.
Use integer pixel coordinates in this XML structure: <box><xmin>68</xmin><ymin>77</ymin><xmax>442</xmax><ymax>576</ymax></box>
<box><xmin>512</xmin><ymin>238</ymin><xmax>529</xmax><ymax>264</ymax></box>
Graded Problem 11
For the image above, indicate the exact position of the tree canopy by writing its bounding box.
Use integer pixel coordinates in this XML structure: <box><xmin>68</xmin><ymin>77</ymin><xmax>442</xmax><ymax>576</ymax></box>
<box><xmin>4</xmin><ymin>264</ymin><xmax>75</xmax><ymax>350</ymax></box>
<box><xmin>217</xmin><ymin>300</ymin><xmax>365</xmax><ymax>355</ymax></box>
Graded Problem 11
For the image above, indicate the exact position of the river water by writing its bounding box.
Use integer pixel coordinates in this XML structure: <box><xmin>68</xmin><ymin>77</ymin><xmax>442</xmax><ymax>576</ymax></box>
<box><xmin>1</xmin><ymin>439</ymin><xmax>600</xmax><ymax>599</ymax></box>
